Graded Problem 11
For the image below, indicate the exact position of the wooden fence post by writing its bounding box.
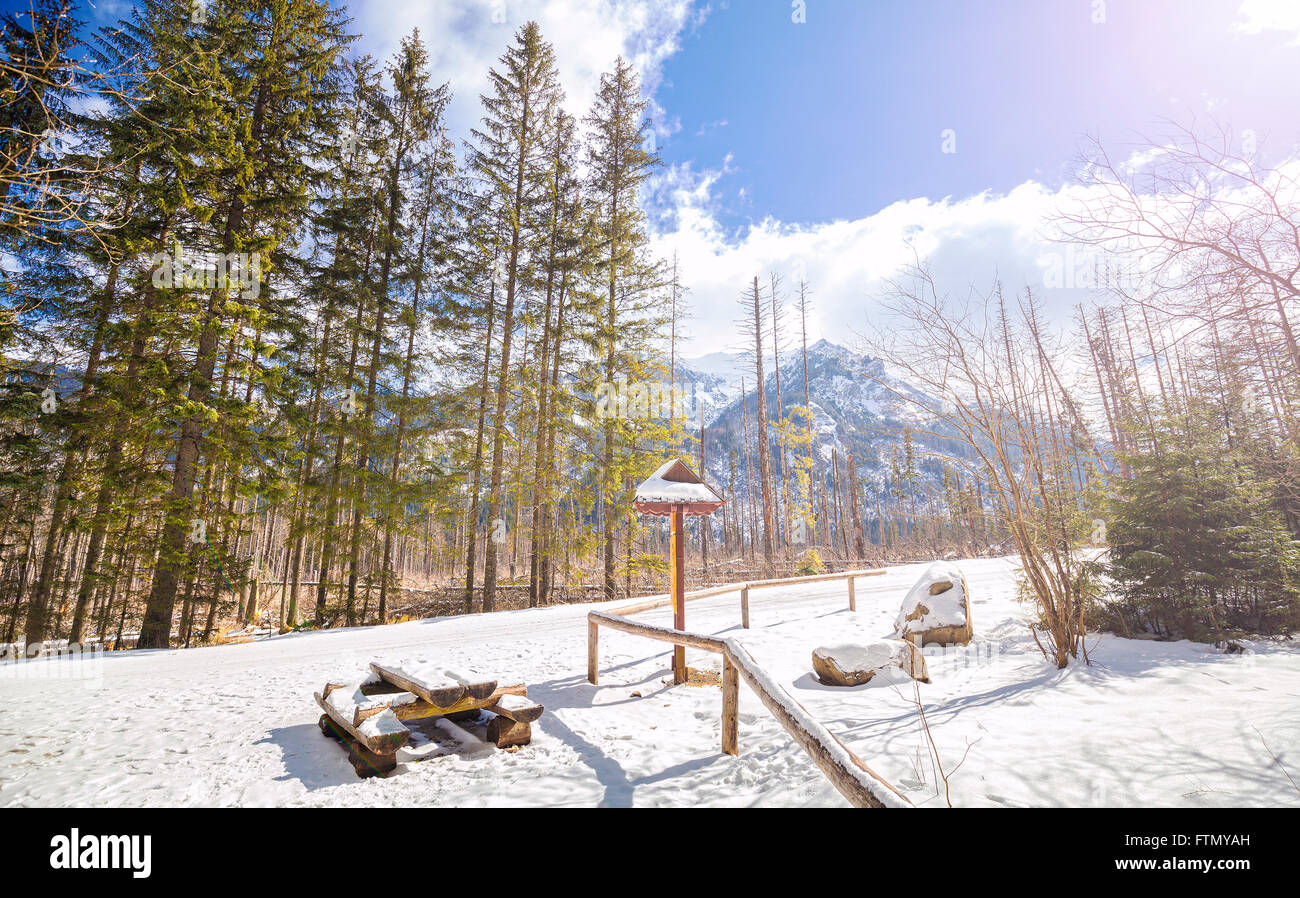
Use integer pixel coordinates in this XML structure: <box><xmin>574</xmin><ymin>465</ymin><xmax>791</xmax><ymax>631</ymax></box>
<box><xmin>847</xmin><ymin>575</ymin><xmax>856</xmax><ymax>612</ymax></box>
<box><xmin>722</xmin><ymin>655</ymin><xmax>739</xmax><ymax>755</ymax></box>
<box><xmin>740</xmin><ymin>585</ymin><xmax>750</xmax><ymax>629</ymax></box>
<box><xmin>587</xmin><ymin>619</ymin><xmax>599</xmax><ymax>685</ymax></box>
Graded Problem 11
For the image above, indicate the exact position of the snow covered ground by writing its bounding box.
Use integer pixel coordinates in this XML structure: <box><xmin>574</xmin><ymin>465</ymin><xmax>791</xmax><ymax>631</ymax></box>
<box><xmin>3</xmin><ymin>556</ymin><xmax>1298</xmax><ymax>808</ymax></box>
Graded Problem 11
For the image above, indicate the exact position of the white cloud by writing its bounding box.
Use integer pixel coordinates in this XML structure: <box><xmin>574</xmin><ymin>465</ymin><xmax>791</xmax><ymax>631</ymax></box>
<box><xmin>351</xmin><ymin>0</ymin><xmax>699</xmax><ymax>138</ymax></box>
<box><xmin>650</xmin><ymin>162</ymin><xmax>1096</xmax><ymax>358</ymax></box>
<box><xmin>1234</xmin><ymin>0</ymin><xmax>1300</xmax><ymax>44</ymax></box>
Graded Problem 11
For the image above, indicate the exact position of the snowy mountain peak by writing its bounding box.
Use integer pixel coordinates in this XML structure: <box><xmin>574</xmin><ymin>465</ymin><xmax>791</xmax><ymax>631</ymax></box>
<box><xmin>806</xmin><ymin>338</ymin><xmax>857</xmax><ymax>361</ymax></box>
<box><xmin>675</xmin><ymin>339</ymin><xmax>954</xmax><ymax>492</ymax></box>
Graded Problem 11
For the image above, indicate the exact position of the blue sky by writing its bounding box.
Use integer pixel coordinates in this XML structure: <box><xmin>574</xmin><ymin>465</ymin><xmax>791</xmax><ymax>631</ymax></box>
<box><xmin>45</xmin><ymin>0</ymin><xmax>1300</xmax><ymax>355</ymax></box>
<box><xmin>654</xmin><ymin>0</ymin><xmax>1300</xmax><ymax>230</ymax></box>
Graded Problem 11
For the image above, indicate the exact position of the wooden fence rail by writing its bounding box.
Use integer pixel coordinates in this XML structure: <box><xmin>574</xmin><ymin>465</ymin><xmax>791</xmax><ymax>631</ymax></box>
<box><xmin>611</xmin><ymin>567</ymin><xmax>886</xmax><ymax>625</ymax></box>
<box><xmin>586</xmin><ymin>609</ymin><xmax>910</xmax><ymax>808</ymax></box>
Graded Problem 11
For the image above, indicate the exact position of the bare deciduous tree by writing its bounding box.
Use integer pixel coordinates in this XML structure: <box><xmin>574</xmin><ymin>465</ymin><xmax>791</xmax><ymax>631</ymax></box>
<box><xmin>866</xmin><ymin>262</ymin><xmax>1098</xmax><ymax>668</ymax></box>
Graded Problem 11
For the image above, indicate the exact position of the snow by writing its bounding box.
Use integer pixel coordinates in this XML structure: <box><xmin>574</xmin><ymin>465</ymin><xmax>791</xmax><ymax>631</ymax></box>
<box><xmin>635</xmin><ymin>476</ymin><xmax>718</xmax><ymax>503</ymax></box>
<box><xmin>321</xmin><ymin>683</ymin><xmax>411</xmax><ymax>742</ymax></box>
<box><xmin>445</xmin><ymin>669</ymin><xmax>492</xmax><ymax>689</ymax></box>
<box><xmin>815</xmin><ymin>641</ymin><xmax>906</xmax><ymax>674</ymax></box>
<box><xmin>722</xmin><ymin>638</ymin><xmax>911</xmax><ymax>808</ymax></box>
<box><xmin>680</xmin><ymin>350</ymin><xmax>751</xmax><ymax>381</ymax></box>
<box><xmin>375</xmin><ymin>661</ymin><xmax>467</xmax><ymax>695</ymax></box>
<box><xmin>2</xmin><ymin>556</ymin><xmax>1298</xmax><ymax>808</ymax></box>
<box><xmin>894</xmin><ymin>560</ymin><xmax>968</xmax><ymax>633</ymax></box>
<box><xmin>634</xmin><ymin>460</ymin><xmax>723</xmax><ymax>504</ymax></box>
<box><xmin>493</xmin><ymin>693</ymin><xmax>539</xmax><ymax>713</ymax></box>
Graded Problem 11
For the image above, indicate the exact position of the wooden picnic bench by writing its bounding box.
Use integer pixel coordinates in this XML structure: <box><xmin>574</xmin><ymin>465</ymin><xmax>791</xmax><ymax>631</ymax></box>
<box><xmin>314</xmin><ymin>662</ymin><xmax>544</xmax><ymax>778</ymax></box>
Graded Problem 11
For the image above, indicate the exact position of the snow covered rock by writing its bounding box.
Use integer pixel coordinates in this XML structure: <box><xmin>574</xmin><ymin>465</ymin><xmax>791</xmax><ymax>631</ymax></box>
<box><xmin>894</xmin><ymin>561</ymin><xmax>972</xmax><ymax>646</ymax></box>
<box><xmin>811</xmin><ymin>639</ymin><xmax>930</xmax><ymax>686</ymax></box>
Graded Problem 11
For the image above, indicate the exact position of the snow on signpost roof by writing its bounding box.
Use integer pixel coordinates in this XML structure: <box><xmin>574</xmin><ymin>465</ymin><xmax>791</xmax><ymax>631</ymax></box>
<box><xmin>634</xmin><ymin>458</ymin><xmax>724</xmax><ymax>513</ymax></box>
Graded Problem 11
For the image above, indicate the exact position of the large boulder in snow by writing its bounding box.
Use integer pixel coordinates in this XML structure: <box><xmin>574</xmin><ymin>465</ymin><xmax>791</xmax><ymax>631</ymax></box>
<box><xmin>812</xmin><ymin>639</ymin><xmax>930</xmax><ymax>686</ymax></box>
<box><xmin>894</xmin><ymin>561</ymin><xmax>972</xmax><ymax>646</ymax></box>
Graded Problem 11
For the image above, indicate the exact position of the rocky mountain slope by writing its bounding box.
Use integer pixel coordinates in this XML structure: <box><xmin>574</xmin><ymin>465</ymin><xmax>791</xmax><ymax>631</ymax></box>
<box><xmin>676</xmin><ymin>339</ymin><xmax>976</xmax><ymax>497</ymax></box>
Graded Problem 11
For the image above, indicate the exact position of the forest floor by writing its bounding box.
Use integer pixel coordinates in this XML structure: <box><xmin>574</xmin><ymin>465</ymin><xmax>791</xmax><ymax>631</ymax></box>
<box><xmin>3</xmin><ymin>556</ymin><xmax>1299</xmax><ymax>807</ymax></box>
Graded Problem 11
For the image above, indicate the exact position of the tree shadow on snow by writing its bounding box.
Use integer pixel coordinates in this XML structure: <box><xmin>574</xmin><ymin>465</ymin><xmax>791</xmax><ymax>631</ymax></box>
<box><xmin>530</xmin><ymin>688</ymin><xmax>727</xmax><ymax>807</ymax></box>
<box><xmin>524</xmin><ymin>663</ymin><xmax>735</xmax><ymax>806</ymax></box>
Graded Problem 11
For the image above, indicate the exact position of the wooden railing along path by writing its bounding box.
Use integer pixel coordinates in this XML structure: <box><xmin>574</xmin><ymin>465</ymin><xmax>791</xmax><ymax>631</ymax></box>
<box><xmin>610</xmin><ymin>567</ymin><xmax>887</xmax><ymax>625</ymax></box>
<box><xmin>586</xmin><ymin>567</ymin><xmax>910</xmax><ymax>808</ymax></box>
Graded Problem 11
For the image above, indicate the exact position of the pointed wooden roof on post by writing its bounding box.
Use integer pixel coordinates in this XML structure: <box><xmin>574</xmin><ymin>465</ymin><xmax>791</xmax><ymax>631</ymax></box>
<box><xmin>633</xmin><ymin>458</ymin><xmax>724</xmax><ymax>517</ymax></box>
<box><xmin>634</xmin><ymin>458</ymin><xmax>723</xmax><ymax>686</ymax></box>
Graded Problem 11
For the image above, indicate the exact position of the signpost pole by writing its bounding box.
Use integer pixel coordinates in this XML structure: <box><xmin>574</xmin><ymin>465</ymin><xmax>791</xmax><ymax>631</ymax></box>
<box><xmin>672</xmin><ymin>505</ymin><xmax>686</xmax><ymax>684</ymax></box>
<box><xmin>633</xmin><ymin>459</ymin><xmax>722</xmax><ymax>688</ymax></box>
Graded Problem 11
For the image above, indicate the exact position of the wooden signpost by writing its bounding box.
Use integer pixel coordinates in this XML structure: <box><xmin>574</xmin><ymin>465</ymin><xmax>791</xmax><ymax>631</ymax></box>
<box><xmin>633</xmin><ymin>459</ymin><xmax>724</xmax><ymax>684</ymax></box>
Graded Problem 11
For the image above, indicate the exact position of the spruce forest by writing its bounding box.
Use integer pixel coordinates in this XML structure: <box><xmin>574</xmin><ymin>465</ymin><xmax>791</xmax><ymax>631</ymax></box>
<box><xmin>4</xmin><ymin>0</ymin><xmax>1300</xmax><ymax>663</ymax></box>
